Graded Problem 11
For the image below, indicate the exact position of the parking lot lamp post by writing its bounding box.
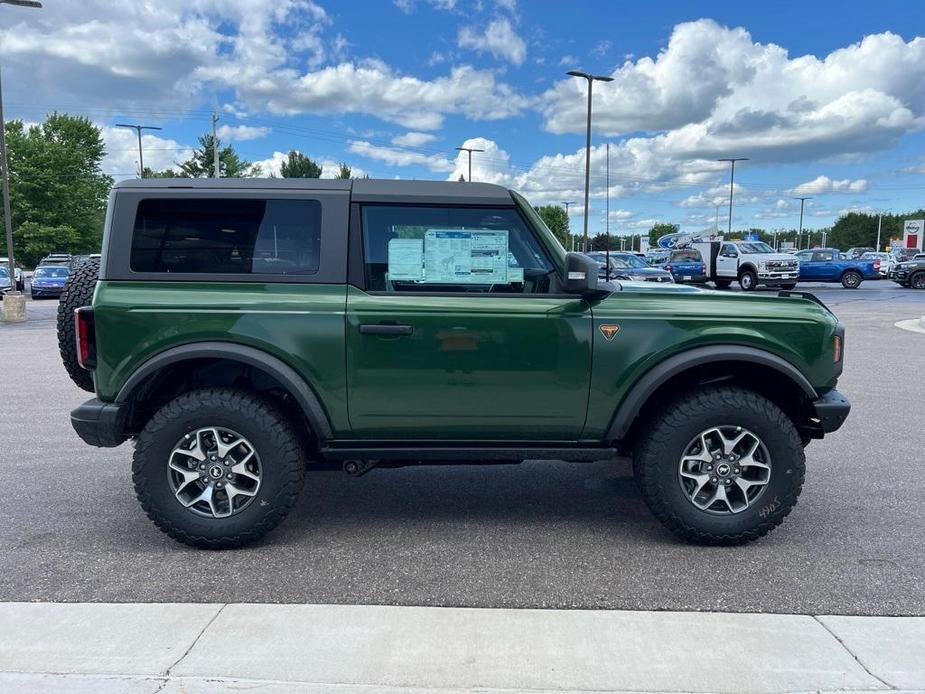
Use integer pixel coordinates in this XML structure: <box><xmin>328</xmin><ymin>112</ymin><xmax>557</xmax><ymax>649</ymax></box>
<box><xmin>794</xmin><ymin>196</ymin><xmax>811</xmax><ymax>249</ymax></box>
<box><xmin>718</xmin><ymin>157</ymin><xmax>748</xmax><ymax>237</ymax></box>
<box><xmin>115</xmin><ymin>124</ymin><xmax>162</xmax><ymax>178</ymax></box>
<box><xmin>567</xmin><ymin>70</ymin><xmax>613</xmax><ymax>252</ymax></box>
<box><xmin>455</xmin><ymin>146</ymin><xmax>484</xmax><ymax>182</ymax></box>
<box><xmin>876</xmin><ymin>212</ymin><xmax>883</xmax><ymax>251</ymax></box>
<box><xmin>0</xmin><ymin>0</ymin><xmax>42</xmax><ymax>309</ymax></box>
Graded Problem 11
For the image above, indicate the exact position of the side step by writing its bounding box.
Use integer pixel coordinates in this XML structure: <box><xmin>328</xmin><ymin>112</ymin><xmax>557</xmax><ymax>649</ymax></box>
<box><xmin>320</xmin><ymin>445</ymin><xmax>618</xmax><ymax>463</ymax></box>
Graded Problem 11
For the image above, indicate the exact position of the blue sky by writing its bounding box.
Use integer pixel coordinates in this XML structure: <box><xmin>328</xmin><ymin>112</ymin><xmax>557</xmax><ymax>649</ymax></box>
<box><xmin>1</xmin><ymin>0</ymin><xmax>924</xmax><ymax>236</ymax></box>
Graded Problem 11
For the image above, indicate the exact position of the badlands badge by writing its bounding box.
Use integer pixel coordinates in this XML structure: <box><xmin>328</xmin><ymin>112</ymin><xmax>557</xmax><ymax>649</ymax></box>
<box><xmin>599</xmin><ymin>324</ymin><xmax>620</xmax><ymax>341</ymax></box>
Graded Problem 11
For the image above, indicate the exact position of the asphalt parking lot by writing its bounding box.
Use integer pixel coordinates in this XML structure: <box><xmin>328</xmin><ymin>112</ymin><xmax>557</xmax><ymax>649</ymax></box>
<box><xmin>1</xmin><ymin>283</ymin><xmax>924</xmax><ymax>615</ymax></box>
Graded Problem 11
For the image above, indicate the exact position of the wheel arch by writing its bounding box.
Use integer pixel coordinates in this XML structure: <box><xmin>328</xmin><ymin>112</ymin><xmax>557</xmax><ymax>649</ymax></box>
<box><xmin>606</xmin><ymin>345</ymin><xmax>817</xmax><ymax>444</ymax></box>
<box><xmin>116</xmin><ymin>341</ymin><xmax>333</xmax><ymax>441</ymax></box>
<box><xmin>738</xmin><ymin>263</ymin><xmax>757</xmax><ymax>276</ymax></box>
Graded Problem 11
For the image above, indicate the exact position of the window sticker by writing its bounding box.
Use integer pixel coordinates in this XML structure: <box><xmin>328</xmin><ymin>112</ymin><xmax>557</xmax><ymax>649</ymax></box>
<box><xmin>388</xmin><ymin>238</ymin><xmax>424</xmax><ymax>280</ymax></box>
<box><xmin>423</xmin><ymin>229</ymin><xmax>509</xmax><ymax>284</ymax></box>
<box><xmin>507</xmin><ymin>266</ymin><xmax>524</xmax><ymax>283</ymax></box>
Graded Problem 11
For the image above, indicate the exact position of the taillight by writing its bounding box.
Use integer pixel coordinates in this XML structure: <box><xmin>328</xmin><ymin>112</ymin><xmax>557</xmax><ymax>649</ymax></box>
<box><xmin>873</xmin><ymin>260</ymin><xmax>880</xmax><ymax>270</ymax></box>
<box><xmin>75</xmin><ymin>307</ymin><xmax>96</xmax><ymax>370</ymax></box>
<box><xmin>665</xmin><ymin>264</ymin><xmax>672</xmax><ymax>272</ymax></box>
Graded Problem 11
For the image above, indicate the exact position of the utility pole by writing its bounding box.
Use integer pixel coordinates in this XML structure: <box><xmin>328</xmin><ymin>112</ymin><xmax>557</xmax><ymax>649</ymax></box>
<box><xmin>876</xmin><ymin>212</ymin><xmax>883</xmax><ymax>251</ymax></box>
<box><xmin>605</xmin><ymin>142</ymin><xmax>610</xmax><ymax>278</ymax></box>
<box><xmin>211</xmin><ymin>111</ymin><xmax>221</xmax><ymax>178</ymax></box>
<box><xmin>455</xmin><ymin>146</ymin><xmax>484</xmax><ymax>183</ymax></box>
<box><xmin>567</xmin><ymin>69</ymin><xmax>614</xmax><ymax>252</ymax></box>
<box><xmin>115</xmin><ymin>123</ymin><xmax>162</xmax><ymax>178</ymax></box>
<box><xmin>718</xmin><ymin>157</ymin><xmax>748</xmax><ymax>236</ymax></box>
<box><xmin>0</xmin><ymin>0</ymin><xmax>43</xmax><ymax>320</ymax></box>
<box><xmin>794</xmin><ymin>196</ymin><xmax>812</xmax><ymax>249</ymax></box>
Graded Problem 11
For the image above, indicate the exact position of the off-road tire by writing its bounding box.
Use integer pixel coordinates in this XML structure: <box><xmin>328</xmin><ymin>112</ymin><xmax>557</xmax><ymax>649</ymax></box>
<box><xmin>841</xmin><ymin>270</ymin><xmax>862</xmax><ymax>289</ymax></box>
<box><xmin>780</xmin><ymin>283</ymin><xmax>797</xmax><ymax>290</ymax></box>
<box><xmin>910</xmin><ymin>271</ymin><xmax>925</xmax><ymax>290</ymax></box>
<box><xmin>633</xmin><ymin>385</ymin><xmax>805</xmax><ymax>545</ymax></box>
<box><xmin>738</xmin><ymin>269</ymin><xmax>757</xmax><ymax>291</ymax></box>
<box><xmin>713</xmin><ymin>279</ymin><xmax>732</xmax><ymax>289</ymax></box>
<box><xmin>56</xmin><ymin>256</ymin><xmax>100</xmax><ymax>392</ymax></box>
<box><xmin>133</xmin><ymin>388</ymin><xmax>306</xmax><ymax>549</ymax></box>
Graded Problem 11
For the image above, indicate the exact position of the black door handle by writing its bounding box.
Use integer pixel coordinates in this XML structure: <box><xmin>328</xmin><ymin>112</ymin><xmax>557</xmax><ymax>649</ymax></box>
<box><xmin>359</xmin><ymin>324</ymin><xmax>413</xmax><ymax>336</ymax></box>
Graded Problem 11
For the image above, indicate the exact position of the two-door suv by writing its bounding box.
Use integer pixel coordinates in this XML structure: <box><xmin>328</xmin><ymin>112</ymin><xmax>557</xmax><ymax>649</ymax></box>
<box><xmin>61</xmin><ymin>178</ymin><xmax>849</xmax><ymax>548</ymax></box>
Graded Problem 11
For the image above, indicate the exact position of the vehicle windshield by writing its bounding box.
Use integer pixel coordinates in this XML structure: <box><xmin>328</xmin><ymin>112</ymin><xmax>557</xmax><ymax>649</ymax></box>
<box><xmin>0</xmin><ymin>267</ymin><xmax>8</xmax><ymax>278</ymax></box>
<box><xmin>737</xmin><ymin>242</ymin><xmax>776</xmax><ymax>254</ymax></box>
<box><xmin>861</xmin><ymin>252</ymin><xmax>887</xmax><ymax>259</ymax></box>
<box><xmin>33</xmin><ymin>266</ymin><xmax>70</xmax><ymax>279</ymax></box>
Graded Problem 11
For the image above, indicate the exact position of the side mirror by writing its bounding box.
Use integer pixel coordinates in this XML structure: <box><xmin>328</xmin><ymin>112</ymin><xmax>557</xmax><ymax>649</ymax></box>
<box><xmin>564</xmin><ymin>253</ymin><xmax>610</xmax><ymax>299</ymax></box>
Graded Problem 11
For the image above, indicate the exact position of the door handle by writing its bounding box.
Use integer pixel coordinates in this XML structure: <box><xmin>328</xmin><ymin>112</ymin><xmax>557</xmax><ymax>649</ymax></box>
<box><xmin>359</xmin><ymin>323</ymin><xmax>413</xmax><ymax>336</ymax></box>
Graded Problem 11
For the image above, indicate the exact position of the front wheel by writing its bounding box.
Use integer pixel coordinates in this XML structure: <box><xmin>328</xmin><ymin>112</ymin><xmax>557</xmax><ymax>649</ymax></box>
<box><xmin>841</xmin><ymin>270</ymin><xmax>862</xmax><ymax>289</ymax></box>
<box><xmin>713</xmin><ymin>279</ymin><xmax>732</xmax><ymax>289</ymax></box>
<box><xmin>633</xmin><ymin>386</ymin><xmax>805</xmax><ymax>545</ymax></box>
<box><xmin>133</xmin><ymin>388</ymin><xmax>306</xmax><ymax>549</ymax></box>
<box><xmin>911</xmin><ymin>272</ymin><xmax>925</xmax><ymax>290</ymax></box>
<box><xmin>738</xmin><ymin>270</ymin><xmax>757</xmax><ymax>291</ymax></box>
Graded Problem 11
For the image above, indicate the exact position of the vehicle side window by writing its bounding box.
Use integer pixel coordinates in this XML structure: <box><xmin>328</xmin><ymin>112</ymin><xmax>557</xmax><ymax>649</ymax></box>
<box><xmin>361</xmin><ymin>205</ymin><xmax>555</xmax><ymax>294</ymax></box>
<box><xmin>130</xmin><ymin>198</ymin><xmax>321</xmax><ymax>275</ymax></box>
<box><xmin>811</xmin><ymin>251</ymin><xmax>833</xmax><ymax>262</ymax></box>
<box><xmin>721</xmin><ymin>243</ymin><xmax>738</xmax><ymax>257</ymax></box>
<box><xmin>796</xmin><ymin>251</ymin><xmax>813</xmax><ymax>261</ymax></box>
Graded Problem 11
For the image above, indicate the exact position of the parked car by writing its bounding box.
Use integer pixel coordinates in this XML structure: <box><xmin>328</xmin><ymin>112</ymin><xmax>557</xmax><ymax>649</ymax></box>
<box><xmin>62</xmin><ymin>178</ymin><xmax>848</xmax><ymax>549</ymax></box>
<box><xmin>586</xmin><ymin>251</ymin><xmax>674</xmax><ymax>283</ymax></box>
<box><xmin>39</xmin><ymin>253</ymin><xmax>74</xmax><ymax>268</ymax></box>
<box><xmin>692</xmin><ymin>240</ymin><xmax>799</xmax><ymax>290</ymax></box>
<box><xmin>30</xmin><ymin>264</ymin><xmax>71</xmax><ymax>299</ymax></box>
<box><xmin>0</xmin><ymin>266</ymin><xmax>12</xmax><ymax>293</ymax></box>
<box><xmin>0</xmin><ymin>257</ymin><xmax>25</xmax><ymax>291</ymax></box>
<box><xmin>892</xmin><ymin>255</ymin><xmax>925</xmax><ymax>289</ymax></box>
<box><xmin>890</xmin><ymin>247</ymin><xmax>922</xmax><ymax>264</ymax></box>
<box><xmin>844</xmin><ymin>247</ymin><xmax>875</xmax><ymax>260</ymax></box>
<box><xmin>860</xmin><ymin>251</ymin><xmax>893</xmax><ymax>277</ymax></box>
<box><xmin>793</xmin><ymin>248</ymin><xmax>879</xmax><ymax>288</ymax></box>
<box><xmin>649</xmin><ymin>248</ymin><xmax>707</xmax><ymax>283</ymax></box>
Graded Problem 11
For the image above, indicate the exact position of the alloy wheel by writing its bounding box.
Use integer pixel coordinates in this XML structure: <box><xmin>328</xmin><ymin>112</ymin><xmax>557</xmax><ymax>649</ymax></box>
<box><xmin>678</xmin><ymin>426</ymin><xmax>772</xmax><ymax>514</ymax></box>
<box><xmin>167</xmin><ymin>427</ymin><xmax>261</xmax><ymax>518</ymax></box>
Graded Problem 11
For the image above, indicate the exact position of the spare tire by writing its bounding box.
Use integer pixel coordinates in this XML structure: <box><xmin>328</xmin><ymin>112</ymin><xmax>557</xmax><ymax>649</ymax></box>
<box><xmin>57</xmin><ymin>257</ymin><xmax>100</xmax><ymax>392</ymax></box>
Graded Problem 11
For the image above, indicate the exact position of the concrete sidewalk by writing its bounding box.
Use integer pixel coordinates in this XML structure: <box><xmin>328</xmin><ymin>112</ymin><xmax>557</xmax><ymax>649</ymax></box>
<box><xmin>1</xmin><ymin>603</ymin><xmax>923</xmax><ymax>693</ymax></box>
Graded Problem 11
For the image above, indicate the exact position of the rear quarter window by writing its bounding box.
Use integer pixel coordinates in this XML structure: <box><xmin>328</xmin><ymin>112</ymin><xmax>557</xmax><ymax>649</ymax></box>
<box><xmin>130</xmin><ymin>198</ymin><xmax>321</xmax><ymax>275</ymax></box>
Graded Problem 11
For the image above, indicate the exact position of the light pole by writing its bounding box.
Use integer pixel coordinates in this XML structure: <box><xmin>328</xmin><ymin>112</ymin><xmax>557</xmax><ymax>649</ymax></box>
<box><xmin>115</xmin><ymin>123</ymin><xmax>162</xmax><ymax>178</ymax></box>
<box><xmin>876</xmin><ymin>211</ymin><xmax>884</xmax><ymax>251</ymax></box>
<box><xmin>794</xmin><ymin>196</ymin><xmax>812</xmax><ymax>249</ymax></box>
<box><xmin>717</xmin><ymin>157</ymin><xmax>748</xmax><ymax>236</ymax></box>
<box><xmin>561</xmin><ymin>201</ymin><xmax>575</xmax><ymax>250</ymax></box>
<box><xmin>567</xmin><ymin>69</ymin><xmax>613</xmax><ymax>252</ymax></box>
<box><xmin>455</xmin><ymin>146</ymin><xmax>484</xmax><ymax>182</ymax></box>
<box><xmin>1</xmin><ymin>0</ymin><xmax>42</xmax><ymax>315</ymax></box>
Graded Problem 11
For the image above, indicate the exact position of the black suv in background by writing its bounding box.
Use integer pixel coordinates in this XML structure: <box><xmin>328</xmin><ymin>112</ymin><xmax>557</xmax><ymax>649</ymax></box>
<box><xmin>892</xmin><ymin>254</ymin><xmax>925</xmax><ymax>289</ymax></box>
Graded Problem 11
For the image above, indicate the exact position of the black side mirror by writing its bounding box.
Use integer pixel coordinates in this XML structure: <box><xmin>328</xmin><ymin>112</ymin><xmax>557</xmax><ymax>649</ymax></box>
<box><xmin>564</xmin><ymin>253</ymin><xmax>610</xmax><ymax>299</ymax></box>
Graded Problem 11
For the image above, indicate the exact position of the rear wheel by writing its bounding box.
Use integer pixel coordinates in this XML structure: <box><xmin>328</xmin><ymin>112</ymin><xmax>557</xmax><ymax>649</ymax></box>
<box><xmin>633</xmin><ymin>386</ymin><xmax>805</xmax><ymax>545</ymax></box>
<box><xmin>738</xmin><ymin>269</ymin><xmax>757</xmax><ymax>291</ymax></box>
<box><xmin>132</xmin><ymin>388</ymin><xmax>306</xmax><ymax>549</ymax></box>
<box><xmin>780</xmin><ymin>283</ymin><xmax>797</xmax><ymax>290</ymax></box>
<box><xmin>911</xmin><ymin>272</ymin><xmax>925</xmax><ymax>290</ymax></box>
<box><xmin>713</xmin><ymin>279</ymin><xmax>732</xmax><ymax>289</ymax></box>
<box><xmin>56</xmin><ymin>257</ymin><xmax>100</xmax><ymax>392</ymax></box>
<box><xmin>841</xmin><ymin>270</ymin><xmax>862</xmax><ymax>289</ymax></box>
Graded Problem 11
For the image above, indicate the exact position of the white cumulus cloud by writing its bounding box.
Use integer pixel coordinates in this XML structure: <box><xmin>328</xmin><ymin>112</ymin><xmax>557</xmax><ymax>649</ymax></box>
<box><xmin>457</xmin><ymin>18</ymin><xmax>527</xmax><ymax>65</ymax></box>
<box><xmin>791</xmin><ymin>175</ymin><xmax>869</xmax><ymax>195</ymax></box>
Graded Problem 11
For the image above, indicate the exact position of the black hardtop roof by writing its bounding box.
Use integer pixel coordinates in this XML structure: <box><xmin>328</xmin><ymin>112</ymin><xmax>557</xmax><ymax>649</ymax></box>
<box><xmin>113</xmin><ymin>177</ymin><xmax>514</xmax><ymax>205</ymax></box>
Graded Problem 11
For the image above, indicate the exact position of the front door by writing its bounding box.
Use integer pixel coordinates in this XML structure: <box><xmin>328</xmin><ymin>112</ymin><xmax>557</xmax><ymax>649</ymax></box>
<box><xmin>345</xmin><ymin>203</ymin><xmax>593</xmax><ymax>441</ymax></box>
<box><xmin>716</xmin><ymin>243</ymin><xmax>739</xmax><ymax>277</ymax></box>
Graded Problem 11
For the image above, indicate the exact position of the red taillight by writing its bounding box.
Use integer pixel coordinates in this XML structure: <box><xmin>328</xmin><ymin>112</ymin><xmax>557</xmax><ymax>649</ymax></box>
<box><xmin>873</xmin><ymin>260</ymin><xmax>881</xmax><ymax>270</ymax></box>
<box><xmin>75</xmin><ymin>307</ymin><xmax>96</xmax><ymax>370</ymax></box>
<box><xmin>665</xmin><ymin>264</ymin><xmax>672</xmax><ymax>272</ymax></box>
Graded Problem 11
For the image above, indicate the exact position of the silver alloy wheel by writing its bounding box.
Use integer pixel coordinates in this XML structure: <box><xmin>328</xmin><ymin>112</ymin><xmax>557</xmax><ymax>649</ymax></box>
<box><xmin>740</xmin><ymin>273</ymin><xmax>754</xmax><ymax>290</ymax></box>
<box><xmin>167</xmin><ymin>427</ymin><xmax>261</xmax><ymax>518</ymax></box>
<box><xmin>678</xmin><ymin>426</ymin><xmax>771</xmax><ymax>514</ymax></box>
<box><xmin>843</xmin><ymin>272</ymin><xmax>861</xmax><ymax>288</ymax></box>
<box><xmin>912</xmin><ymin>273</ymin><xmax>925</xmax><ymax>289</ymax></box>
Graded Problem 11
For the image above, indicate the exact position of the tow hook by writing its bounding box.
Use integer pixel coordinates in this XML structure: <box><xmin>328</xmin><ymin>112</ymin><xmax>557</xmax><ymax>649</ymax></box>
<box><xmin>343</xmin><ymin>459</ymin><xmax>377</xmax><ymax>477</ymax></box>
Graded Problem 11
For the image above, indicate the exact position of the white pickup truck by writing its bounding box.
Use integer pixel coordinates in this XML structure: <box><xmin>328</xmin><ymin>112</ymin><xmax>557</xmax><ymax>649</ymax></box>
<box><xmin>693</xmin><ymin>240</ymin><xmax>800</xmax><ymax>291</ymax></box>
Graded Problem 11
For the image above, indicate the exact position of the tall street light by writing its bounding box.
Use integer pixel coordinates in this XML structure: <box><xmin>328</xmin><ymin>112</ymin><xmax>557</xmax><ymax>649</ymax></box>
<box><xmin>115</xmin><ymin>123</ymin><xmax>162</xmax><ymax>178</ymax></box>
<box><xmin>455</xmin><ymin>146</ymin><xmax>484</xmax><ymax>182</ymax></box>
<box><xmin>794</xmin><ymin>196</ymin><xmax>812</xmax><ymax>250</ymax></box>
<box><xmin>717</xmin><ymin>157</ymin><xmax>748</xmax><ymax>236</ymax></box>
<box><xmin>567</xmin><ymin>69</ymin><xmax>613</xmax><ymax>252</ymax></box>
<box><xmin>1</xmin><ymin>0</ymin><xmax>42</xmax><ymax>310</ymax></box>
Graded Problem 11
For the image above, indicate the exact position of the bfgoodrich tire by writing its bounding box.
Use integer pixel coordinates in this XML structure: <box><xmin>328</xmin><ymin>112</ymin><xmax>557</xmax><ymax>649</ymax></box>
<box><xmin>133</xmin><ymin>388</ymin><xmax>306</xmax><ymax>549</ymax></box>
<box><xmin>633</xmin><ymin>386</ymin><xmax>805</xmax><ymax>545</ymax></box>
<box><xmin>56</xmin><ymin>256</ymin><xmax>100</xmax><ymax>392</ymax></box>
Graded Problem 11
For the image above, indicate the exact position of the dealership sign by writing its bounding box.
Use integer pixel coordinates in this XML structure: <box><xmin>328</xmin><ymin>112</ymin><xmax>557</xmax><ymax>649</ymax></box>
<box><xmin>904</xmin><ymin>219</ymin><xmax>924</xmax><ymax>248</ymax></box>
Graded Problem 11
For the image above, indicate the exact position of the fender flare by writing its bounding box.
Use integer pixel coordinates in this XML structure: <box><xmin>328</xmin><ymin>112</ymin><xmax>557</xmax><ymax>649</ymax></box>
<box><xmin>737</xmin><ymin>263</ymin><xmax>757</xmax><ymax>276</ymax></box>
<box><xmin>605</xmin><ymin>345</ymin><xmax>817</xmax><ymax>442</ymax></box>
<box><xmin>115</xmin><ymin>341</ymin><xmax>333</xmax><ymax>440</ymax></box>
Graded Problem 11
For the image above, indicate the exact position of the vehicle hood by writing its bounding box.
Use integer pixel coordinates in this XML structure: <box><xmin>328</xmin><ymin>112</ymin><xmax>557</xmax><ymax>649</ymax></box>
<box><xmin>614</xmin><ymin>267</ymin><xmax>671</xmax><ymax>277</ymax></box>
<box><xmin>31</xmin><ymin>277</ymin><xmax>67</xmax><ymax>285</ymax></box>
<box><xmin>741</xmin><ymin>252</ymin><xmax>797</xmax><ymax>263</ymax></box>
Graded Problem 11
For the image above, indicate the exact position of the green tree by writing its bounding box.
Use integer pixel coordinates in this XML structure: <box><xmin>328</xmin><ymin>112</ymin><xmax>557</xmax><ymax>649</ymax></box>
<box><xmin>174</xmin><ymin>134</ymin><xmax>259</xmax><ymax>178</ymax></box>
<box><xmin>647</xmin><ymin>222</ymin><xmax>679</xmax><ymax>246</ymax></box>
<box><xmin>534</xmin><ymin>204</ymin><xmax>570</xmax><ymax>248</ymax></box>
<box><xmin>335</xmin><ymin>162</ymin><xmax>352</xmax><ymax>179</ymax></box>
<box><xmin>457</xmin><ymin>173</ymin><xmax>466</xmax><ymax>182</ymax></box>
<box><xmin>141</xmin><ymin>166</ymin><xmax>179</xmax><ymax>178</ymax></box>
<box><xmin>2</xmin><ymin>113</ymin><xmax>112</xmax><ymax>266</ymax></box>
<box><xmin>279</xmin><ymin>150</ymin><xmax>322</xmax><ymax>178</ymax></box>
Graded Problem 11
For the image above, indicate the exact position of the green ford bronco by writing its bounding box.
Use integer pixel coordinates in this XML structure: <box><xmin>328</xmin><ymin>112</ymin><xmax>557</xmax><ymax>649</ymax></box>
<box><xmin>60</xmin><ymin>178</ymin><xmax>849</xmax><ymax>548</ymax></box>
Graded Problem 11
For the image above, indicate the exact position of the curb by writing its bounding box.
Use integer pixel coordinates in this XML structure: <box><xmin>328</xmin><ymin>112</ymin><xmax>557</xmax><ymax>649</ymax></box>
<box><xmin>1</xmin><ymin>602</ymin><xmax>923</xmax><ymax>693</ymax></box>
<box><xmin>894</xmin><ymin>316</ymin><xmax>925</xmax><ymax>334</ymax></box>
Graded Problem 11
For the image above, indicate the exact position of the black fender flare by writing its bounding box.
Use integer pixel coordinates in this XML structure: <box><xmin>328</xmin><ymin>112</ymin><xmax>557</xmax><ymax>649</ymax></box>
<box><xmin>737</xmin><ymin>263</ymin><xmax>757</xmax><ymax>276</ymax></box>
<box><xmin>115</xmin><ymin>341</ymin><xmax>333</xmax><ymax>440</ymax></box>
<box><xmin>605</xmin><ymin>345</ymin><xmax>817</xmax><ymax>442</ymax></box>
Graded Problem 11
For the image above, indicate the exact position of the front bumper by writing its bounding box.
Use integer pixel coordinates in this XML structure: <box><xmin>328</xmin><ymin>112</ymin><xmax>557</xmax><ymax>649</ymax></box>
<box><xmin>812</xmin><ymin>388</ymin><xmax>850</xmax><ymax>434</ymax></box>
<box><xmin>31</xmin><ymin>286</ymin><xmax>65</xmax><ymax>297</ymax></box>
<box><xmin>71</xmin><ymin>398</ymin><xmax>129</xmax><ymax>447</ymax></box>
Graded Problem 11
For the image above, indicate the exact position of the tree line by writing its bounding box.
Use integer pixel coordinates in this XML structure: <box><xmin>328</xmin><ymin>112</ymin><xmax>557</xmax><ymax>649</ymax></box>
<box><xmin>3</xmin><ymin>113</ymin><xmax>922</xmax><ymax>267</ymax></box>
